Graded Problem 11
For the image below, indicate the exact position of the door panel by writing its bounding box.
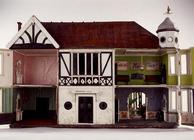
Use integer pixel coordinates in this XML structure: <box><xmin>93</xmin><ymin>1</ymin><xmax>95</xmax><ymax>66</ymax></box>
<box><xmin>78</xmin><ymin>97</ymin><xmax>93</xmax><ymax>123</ymax></box>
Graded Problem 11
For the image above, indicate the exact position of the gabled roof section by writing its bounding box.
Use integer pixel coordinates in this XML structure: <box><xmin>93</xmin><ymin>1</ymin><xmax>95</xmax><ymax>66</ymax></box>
<box><xmin>7</xmin><ymin>15</ymin><xmax>59</xmax><ymax>49</ymax></box>
<box><xmin>42</xmin><ymin>21</ymin><xmax>159</xmax><ymax>49</ymax></box>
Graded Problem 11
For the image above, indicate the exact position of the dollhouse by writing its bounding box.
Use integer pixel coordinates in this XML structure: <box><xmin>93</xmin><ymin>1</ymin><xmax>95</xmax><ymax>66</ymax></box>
<box><xmin>0</xmin><ymin>12</ymin><xmax>194</xmax><ymax>127</ymax></box>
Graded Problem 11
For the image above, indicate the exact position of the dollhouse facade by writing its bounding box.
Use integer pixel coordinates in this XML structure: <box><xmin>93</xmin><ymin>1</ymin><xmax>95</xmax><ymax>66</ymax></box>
<box><xmin>0</xmin><ymin>15</ymin><xmax>194</xmax><ymax>126</ymax></box>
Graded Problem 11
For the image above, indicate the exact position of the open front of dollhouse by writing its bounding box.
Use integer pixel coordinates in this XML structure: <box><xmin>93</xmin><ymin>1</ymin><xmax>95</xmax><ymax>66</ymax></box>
<box><xmin>12</xmin><ymin>49</ymin><xmax>58</xmax><ymax>125</ymax></box>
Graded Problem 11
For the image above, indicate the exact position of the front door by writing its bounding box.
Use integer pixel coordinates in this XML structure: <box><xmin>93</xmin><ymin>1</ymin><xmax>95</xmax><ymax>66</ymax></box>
<box><xmin>36</xmin><ymin>97</ymin><xmax>49</xmax><ymax>119</ymax></box>
<box><xmin>78</xmin><ymin>97</ymin><xmax>93</xmax><ymax>123</ymax></box>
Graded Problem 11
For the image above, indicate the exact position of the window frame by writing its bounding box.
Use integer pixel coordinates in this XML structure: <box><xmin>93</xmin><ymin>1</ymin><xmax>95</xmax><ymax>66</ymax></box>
<box><xmin>71</xmin><ymin>52</ymin><xmax>100</xmax><ymax>76</ymax></box>
<box><xmin>180</xmin><ymin>89</ymin><xmax>194</xmax><ymax>113</ymax></box>
<box><xmin>168</xmin><ymin>54</ymin><xmax>176</xmax><ymax>75</ymax></box>
<box><xmin>0</xmin><ymin>52</ymin><xmax>3</xmax><ymax>75</ymax></box>
<box><xmin>180</xmin><ymin>53</ymin><xmax>191</xmax><ymax>75</ymax></box>
<box><xmin>181</xmin><ymin>89</ymin><xmax>189</xmax><ymax>112</ymax></box>
<box><xmin>169</xmin><ymin>89</ymin><xmax>177</xmax><ymax>112</ymax></box>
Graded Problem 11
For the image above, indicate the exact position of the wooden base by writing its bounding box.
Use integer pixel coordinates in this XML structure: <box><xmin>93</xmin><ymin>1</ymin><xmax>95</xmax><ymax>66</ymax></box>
<box><xmin>10</xmin><ymin>119</ymin><xmax>177</xmax><ymax>129</ymax></box>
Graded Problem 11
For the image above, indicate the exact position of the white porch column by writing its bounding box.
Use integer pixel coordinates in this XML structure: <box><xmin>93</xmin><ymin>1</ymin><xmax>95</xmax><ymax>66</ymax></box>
<box><xmin>176</xmin><ymin>49</ymin><xmax>181</xmax><ymax>126</ymax></box>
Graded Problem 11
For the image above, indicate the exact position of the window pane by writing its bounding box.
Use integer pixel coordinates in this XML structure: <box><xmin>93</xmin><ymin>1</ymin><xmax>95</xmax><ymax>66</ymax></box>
<box><xmin>79</xmin><ymin>53</ymin><xmax>85</xmax><ymax>75</ymax></box>
<box><xmin>171</xmin><ymin>91</ymin><xmax>176</xmax><ymax>110</ymax></box>
<box><xmin>73</xmin><ymin>53</ymin><xmax>77</xmax><ymax>75</ymax></box>
<box><xmin>170</xmin><ymin>56</ymin><xmax>175</xmax><ymax>74</ymax></box>
<box><xmin>181</xmin><ymin>54</ymin><xmax>187</xmax><ymax>74</ymax></box>
<box><xmin>0</xmin><ymin>53</ymin><xmax>2</xmax><ymax>75</ymax></box>
<box><xmin>93</xmin><ymin>53</ymin><xmax>98</xmax><ymax>75</ymax></box>
<box><xmin>87</xmin><ymin>53</ymin><xmax>91</xmax><ymax>75</ymax></box>
<box><xmin>182</xmin><ymin>90</ymin><xmax>188</xmax><ymax>112</ymax></box>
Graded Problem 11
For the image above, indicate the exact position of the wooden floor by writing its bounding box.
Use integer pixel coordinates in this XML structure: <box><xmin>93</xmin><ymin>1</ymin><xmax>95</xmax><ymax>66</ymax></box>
<box><xmin>10</xmin><ymin>119</ymin><xmax>177</xmax><ymax>128</ymax></box>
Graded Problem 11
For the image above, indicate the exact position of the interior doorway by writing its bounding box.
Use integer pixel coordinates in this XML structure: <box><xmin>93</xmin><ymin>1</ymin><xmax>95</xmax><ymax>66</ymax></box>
<box><xmin>78</xmin><ymin>97</ymin><xmax>93</xmax><ymax>123</ymax></box>
<box><xmin>127</xmin><ymin>92</ymin><xmax>146</xmax><ymax>119</ymax></box>
<box><xmin>36</xmin><ymin>97</ymin><xmax>49</xmax><ymax>119</ymax></box>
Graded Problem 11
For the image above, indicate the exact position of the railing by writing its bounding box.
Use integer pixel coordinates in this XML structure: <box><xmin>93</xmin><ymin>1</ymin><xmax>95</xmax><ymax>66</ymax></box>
<box><xmin>59</xmin><ymin>76</ymin><xmax>113</xmax><ymax>86</ymax></box>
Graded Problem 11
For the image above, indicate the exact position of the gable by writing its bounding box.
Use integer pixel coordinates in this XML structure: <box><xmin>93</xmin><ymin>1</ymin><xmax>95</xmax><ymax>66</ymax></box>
<box><xmin>7</xmin><ymin>16</ymin><xmax>59</xmax><ymax>49</ymax></box>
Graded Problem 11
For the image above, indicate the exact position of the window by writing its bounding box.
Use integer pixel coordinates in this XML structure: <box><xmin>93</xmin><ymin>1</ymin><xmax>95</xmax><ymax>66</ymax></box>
<box><xmin>171</xmin><ymin>91</ymin><xmax>177</xmax><ymax>110</ymax></box>
<box><xmin>79</xmin><ymin>53</ymin><xmax>85</xmax><ymax>75</ymax></box>
<box><xmin>160</xmin><ymin>37</ymin><xmax>166</xmax><ymax>43</ymax></box>
<box><xmin>73</xmin><ymin>53</ymin><xmax>77</xmax><ymax>75</ymax></box>
<box><xmin>93</xmin><ymin>53</ymin><xmax>98</xmax><ymax>75</ymax></box>
<box><xmin>181</xmin><ymin>54</ymin><xmax>187</xmax><ymax>74</ymax></box>
<box><xmin>86</xmin><ymin>53</ymin><xmax>91</xmax><ymax>75</ymax></box>
<box><xmin>0</xmin><ymin>53</ymin><xmax>3</xmax><ymax>75</ymax></box>
<box><xmin>169</xmin><ymin>55</ymin><xmax>176</xmax><ymax>75</ymax></box>
<box><xmin>181</xmin><ymin>90</ymin><xmax>188</xmax><ymax>112</ymax></box>
<box><xmin>72</xmin><ymin>52</ymin><xmax>99</xmax><ymax>76</ymax></box>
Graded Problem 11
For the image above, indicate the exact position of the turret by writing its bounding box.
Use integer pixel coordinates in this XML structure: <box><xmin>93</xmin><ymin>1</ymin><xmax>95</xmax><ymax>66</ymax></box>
<box><xmin>156</xmin><ymin>7</ymin><xmax>179</xmax><ymax>48</ymax></box>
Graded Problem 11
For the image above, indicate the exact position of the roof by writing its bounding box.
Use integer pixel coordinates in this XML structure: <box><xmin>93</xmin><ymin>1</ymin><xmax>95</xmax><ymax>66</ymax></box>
<box><xmin>156</xmin><ymin>17</ymin><xmax>179</xmax><ymax>33</ymax></box>
<box><xmin>42</xmin><ymin>21</ymin><xmax>160</xmax><ymax>49</ymax></box>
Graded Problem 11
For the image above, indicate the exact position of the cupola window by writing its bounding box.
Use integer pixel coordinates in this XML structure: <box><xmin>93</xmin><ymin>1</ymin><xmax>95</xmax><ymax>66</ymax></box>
<box><xmin>160</xmin><ymin>37</ymin><xmax>166</xmax><ymax>43</ymax></box>
<box><xmin>175</xmin><ymin>37</ymin><xmax>178</xmax><ymax>43</ymax></box>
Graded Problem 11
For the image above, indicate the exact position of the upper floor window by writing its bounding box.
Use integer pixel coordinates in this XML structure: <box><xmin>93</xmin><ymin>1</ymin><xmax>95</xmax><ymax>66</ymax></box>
<box><xmin>181</xmin><ymin>54</ymin><xmax>190</xmax><ymax>75</ymax></box>
<box><xmin>169</xmin><ymin>55</ymin><xmax>176</xmax><ymax>75</ymax></box>
<box><xmin>0</xmin><ymin>53</ymin><xmax>3</xmax><ymax>75</ymax></box>
<box><xmin>73</xmin><ymin>53</ymin><xmax>99</xmax><ymax>76</ymax></box>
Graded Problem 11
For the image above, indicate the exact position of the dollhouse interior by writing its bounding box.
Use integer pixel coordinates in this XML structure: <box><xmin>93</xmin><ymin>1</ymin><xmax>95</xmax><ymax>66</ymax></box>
<box><xmin>12</xmin><ymin>49</ymin><xmax>57</xmax><ymax>121</ymax></box>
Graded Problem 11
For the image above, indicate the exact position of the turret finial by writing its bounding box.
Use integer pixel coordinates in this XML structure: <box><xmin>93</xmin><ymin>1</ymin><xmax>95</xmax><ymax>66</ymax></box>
<box><xmin>164</xmin><ymin>6</ymin><xmax>172</xmax><ymax>15</ymax></box>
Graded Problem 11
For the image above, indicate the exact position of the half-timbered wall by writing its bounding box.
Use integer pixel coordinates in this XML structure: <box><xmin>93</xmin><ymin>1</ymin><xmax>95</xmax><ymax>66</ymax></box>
<box><xmin>59</xmin><ymin>49</ymin><xmax>114</xmax><ymax>86</ymax></box>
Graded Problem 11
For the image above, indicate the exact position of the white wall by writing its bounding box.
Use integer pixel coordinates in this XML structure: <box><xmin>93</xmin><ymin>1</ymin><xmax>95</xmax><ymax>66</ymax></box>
<box><xmin>0</xmin><ymin>50</ymin><xmax>13</xmax><ymax>87</ymax></box>
<box><xmin>58</xmin><ymin>86</ymin><xmax>115</xmax><ymax>125</ymax></box>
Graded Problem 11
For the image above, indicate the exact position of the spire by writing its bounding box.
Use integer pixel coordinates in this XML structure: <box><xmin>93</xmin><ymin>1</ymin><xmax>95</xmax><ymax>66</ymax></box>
<box><xmin>164</xmin><ymin>6</ymin><xmax>172</xmax><ymax>16</ymax></box>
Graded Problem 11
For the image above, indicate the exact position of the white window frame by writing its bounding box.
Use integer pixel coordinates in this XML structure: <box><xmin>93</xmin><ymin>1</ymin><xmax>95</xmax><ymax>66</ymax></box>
<box><xmin>169</xmin><ymin>89</ymin><xmax>177</xmax><ymax>112</ymax></box>
<box><xmin>180</xmin><ymin>53</ymin><xmax>191</xmax><ymax>75</ymax></box>
<box><xmin>168</xmin><ymin>54</ymin><xmax>176</xmax><ymax>75</ymax></box>
<box><xmin>181</xmin><ymin>54</ymin><xmax>187</xmax><ymax>75</ymax></box>
<box><xmin>181</xmin><ymin>89</ymin><xmax>189</xmax><ymax>112</ymax></box>
<box><xmin>0</xmin><ymin>52</ymin><xmax>3</xmax><ymax>75</ymax></box>
<box><xmin>181</xmin><ymin>89</ymin><xmax>189</xmax><ymax>113</ymax></box>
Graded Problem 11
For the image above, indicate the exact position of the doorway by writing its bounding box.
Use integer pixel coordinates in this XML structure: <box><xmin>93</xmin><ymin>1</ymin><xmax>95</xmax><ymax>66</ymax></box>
<box><xmin>36</xmin><ymin>97</ymin><xmax>49</xmax><ymax>119</ymax></box>
<box><xmin>78</xmin><ymin>97</ymin><xmax>93</xmax><ymax>123</ymax></box>
<box><xmin>128</xmin><ymin>92</ymin><xmax>146</xmax><ymax>119</ymax></box>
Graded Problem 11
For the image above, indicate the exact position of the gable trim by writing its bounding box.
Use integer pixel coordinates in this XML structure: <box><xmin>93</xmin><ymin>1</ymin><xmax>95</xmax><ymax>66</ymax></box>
<box><xmin>7</xmin><ymin>15</ymin><xmax>59</xmax><ymax>49</ymax></box>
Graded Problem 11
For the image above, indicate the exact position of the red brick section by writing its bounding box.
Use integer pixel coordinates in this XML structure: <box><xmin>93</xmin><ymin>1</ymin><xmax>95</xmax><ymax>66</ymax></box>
<box><xmin>42</xmin><ymin>21</ymin><xmax>160</xmax><ymax>49</ymax></box>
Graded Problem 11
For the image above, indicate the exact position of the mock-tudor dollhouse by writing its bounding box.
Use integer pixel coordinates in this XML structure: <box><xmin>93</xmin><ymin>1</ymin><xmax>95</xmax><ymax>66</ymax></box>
<box><xmin>0</xmin><ymin>13</ymin><xmax>194</xmax><ymax>127</ymax></box>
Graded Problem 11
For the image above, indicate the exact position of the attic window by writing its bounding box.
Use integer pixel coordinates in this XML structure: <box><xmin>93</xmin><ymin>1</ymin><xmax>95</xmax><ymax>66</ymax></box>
<box><xmin>0</xmin><ymin>53</ymin><xmax>3</xmax><ymax>75</ymax></box>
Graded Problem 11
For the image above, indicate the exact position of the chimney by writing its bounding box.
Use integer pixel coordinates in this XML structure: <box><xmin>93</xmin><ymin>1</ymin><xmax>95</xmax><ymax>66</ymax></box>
<box><xmin>17</xmin><ymin>22</ymin><xmax>22</xmax><ymax>31</ymax></box>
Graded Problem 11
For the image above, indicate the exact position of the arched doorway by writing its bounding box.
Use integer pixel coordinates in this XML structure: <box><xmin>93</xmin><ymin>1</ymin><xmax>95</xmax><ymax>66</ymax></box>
<box><xmin>127</xmin><ymin>92</ymin><xmax>146</xmax><ymax>119</ymax></box>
